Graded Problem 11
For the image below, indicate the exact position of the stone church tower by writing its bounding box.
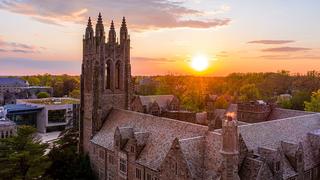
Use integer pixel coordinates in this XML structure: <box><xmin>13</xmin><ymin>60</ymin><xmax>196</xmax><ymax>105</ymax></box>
<box><xmin>220</xmin><ymin>115</ymin><xmax>240</xmax><ymax>180</ymax></box>
<box><xmin>80</xmin><ymin>14</ymin><xmax>132</xmax><ymax>153</ymax></box>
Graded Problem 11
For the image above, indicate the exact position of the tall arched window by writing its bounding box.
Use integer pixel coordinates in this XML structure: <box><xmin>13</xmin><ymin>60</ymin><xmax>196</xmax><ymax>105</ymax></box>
<box><xmin>105</xmin><ymin>60</ymin><xmax>111</xmax><ymax>89</ymax></box>
<box><xmin>115</xmin><ymin>61</ymin><xmax>121</xmax><ymax>89</ymax></box>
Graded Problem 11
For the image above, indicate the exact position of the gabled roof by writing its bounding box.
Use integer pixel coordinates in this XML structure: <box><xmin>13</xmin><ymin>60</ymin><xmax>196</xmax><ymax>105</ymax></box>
<box><xmin>239</xmin><ymin>113</ymin><xmax>320</xmax><ymax>176</ymax></box>
<box><xmin>139</xmin><ymin>95</ymin><xmax>175</xmax><ymax>110</ymax></box>
<box><xmin>239</xmin><ymin>114</ymin><xmax>320</xmax><ymax>152</ymax></box>
<box><xmin>91</xmin><ymin>109</ymin><xmax>208</xmax><ymax>170</ymax></box>
<box><xmin>239</xmin><ymin>157</ymin><xmax>264</xmax><ymax>179</ymax></box>
<box><xmin>179</xmin><ymin>136</ymin><xmax>205</xmax><ymax>179</ymax></box>
<box><xmin>204</xmin><ymin>131</ymin><xmax>223</xmax><ymax>177</ymax></box>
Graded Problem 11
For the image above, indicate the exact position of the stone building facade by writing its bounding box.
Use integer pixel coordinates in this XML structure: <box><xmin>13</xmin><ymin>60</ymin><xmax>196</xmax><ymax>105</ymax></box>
<box><xmin>81</xmin><ymin>14</ymin><xmax>320</xmax><ymax>180</ymax></box>
<box><xmin>237</xmin><ymin>101</ymin><xmax>314</xmax><ymax>123</ymax></box>
<box><xmin>237</xmin><ymin>101</ymin><xmax>272</xmax><ymax>123</ymax></box>
<box><xmin>0</xmin><ymin>120</ymin><xmax>16</xmax><ymax>139</ymax></box>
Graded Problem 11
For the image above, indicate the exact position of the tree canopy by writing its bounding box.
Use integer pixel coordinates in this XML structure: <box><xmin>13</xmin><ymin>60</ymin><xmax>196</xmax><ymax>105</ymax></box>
<box><xmin>304</xmin><ymin>89</ymin><xmax>320</xmax><ymax>112</ymax></box>
<box><xmin>37</xmin><ymin>92</ymin><xmax>50</xmax><ymax>99</ymax></box>
<box><xmin>0</xmin><ymin>126</ymin><xmax>50</xmax><ymax>180</ymax></box>
<box><xmin>45</xmin><ymin>128</ymin><xmax>95</xmax><ymax>180</ymax></box>
<box><xmin>239</xmin><ymin>83</ymin><xmax>261</xmax><ymax>102</ymax></box>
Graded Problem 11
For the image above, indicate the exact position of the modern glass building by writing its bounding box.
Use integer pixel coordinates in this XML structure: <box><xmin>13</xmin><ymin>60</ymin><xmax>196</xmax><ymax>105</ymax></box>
<box><xmin>4</xmin><ymin>104</ymin><xmax>43</xmax><ymax>127</ymax></box>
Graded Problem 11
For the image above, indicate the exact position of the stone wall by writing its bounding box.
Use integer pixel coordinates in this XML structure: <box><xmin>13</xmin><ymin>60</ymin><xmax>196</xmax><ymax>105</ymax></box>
<box><xmin>161</xmin><ymin>111</ymin><xmax>208</xmax><ymax>125</ymax></box>
<box><xmin>0</xmin><ymin>121</ymin><xmax>16</xmax><ymax>139</ymax></box>
<box><xmin>159</xmin><ymin>139</ymin><xmax>192</xmax><ymax>180</ymax></box>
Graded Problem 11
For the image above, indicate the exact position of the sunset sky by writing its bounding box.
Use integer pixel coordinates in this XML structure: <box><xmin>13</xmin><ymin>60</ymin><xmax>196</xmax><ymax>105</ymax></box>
<box><xmin>0</xmin><ymin>0</ymin><xmax>319</xmax><ymax>76</ymax></box>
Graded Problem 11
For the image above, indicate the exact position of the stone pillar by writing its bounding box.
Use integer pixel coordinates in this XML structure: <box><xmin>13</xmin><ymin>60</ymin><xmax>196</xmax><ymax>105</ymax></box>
<box><xmin>220</xmin><ymin>115</ymin><xmax>240</xmax><ymax>180</ymax></box>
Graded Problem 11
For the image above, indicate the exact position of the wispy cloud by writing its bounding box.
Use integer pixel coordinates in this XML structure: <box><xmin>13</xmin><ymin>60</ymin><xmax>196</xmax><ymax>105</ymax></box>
<box><xmin>259</xmin><ymin>55</ymin><xmax>320</xmax><ymax>60</ymax></box>
<box><xmin>262</xmin><ymin>47</ymin><xmax>311</xmax><ymax>52</ymax></box>
<box><xmin>205</xmin><ymin>4</ymin><xmax>231</xmax><ymax>15</ymax></box>
<box><xmin>248</xmin><ymin>40</ymin><xmax>295</xmax><ymax>45</ymax></box>
<box><xmin>0</xmin><ymin>0</ymin><xmax>231</xmax><ymax>30</ymax></box>
<box><xmin>0</xmin><ymin>36</ymin><xmax>42</xmax><ymax>53</ymax></box>
<box><xmin>132</xmin><ymin>56</ymin><xmax>176</xmax><ymax>63</ymax></box>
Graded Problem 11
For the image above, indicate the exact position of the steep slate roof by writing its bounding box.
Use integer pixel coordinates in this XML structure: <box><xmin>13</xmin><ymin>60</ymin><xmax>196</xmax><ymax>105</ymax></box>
<box><xmin>239</xmin><ymin>113</ymin><xmax>320</xmax><ymax>176</ymax></box>
<box><xmin>139</xmin><ymin>95</ymin><xmax>174</xmax><ymax>110</ymax></box>
<box><xmin>91</xmin><ymin>107</ymin><xmax>320</xmax><ymax>179</ymax></box>
<box><xmin>0</xmin><ymin>77</ymin><xmax>28</xmax><ymax>87</ymax></box>
<box><xmin>204</xmin><ymin>131</ymin><xmax>223</xmax><ymax>178</ymax></box>
<box><xmin>179</xmin><ymin>136</ymin><xmax>205</xmax><ymax>179</ymax></box>
<box><xmin>91</xmin><ymin>108</ymin><xmax>208</xmax><ymax>170</ymax></box>
<box><xmin>239</xmin><ymin>157</ymin><xmax>264</xmax><ymax>179</ymax></box>
<box><xmin>267</xmin><ymin>108</ymin><xmax>314</xmax><ymax>121</ymax></box>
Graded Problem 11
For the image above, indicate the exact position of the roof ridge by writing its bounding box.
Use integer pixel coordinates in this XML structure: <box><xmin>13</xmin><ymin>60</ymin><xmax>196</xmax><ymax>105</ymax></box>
<box><xmin>113</xmin><ymin>108</ymin><xmax>209</xmax><ymax>129</ymax></box>
<box><xmin>239</xmin><ymin>113</ymin><xmax>320</xmax><ymax>128</ymax></box>
<box><xmin>179</xmin><ymin>136</ymin><xmax>204</xmax><ymax>142</ymax></box>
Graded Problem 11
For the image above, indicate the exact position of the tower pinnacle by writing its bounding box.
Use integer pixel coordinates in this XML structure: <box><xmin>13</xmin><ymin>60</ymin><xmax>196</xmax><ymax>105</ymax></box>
<box><xmin>87</xmin><ymin>17</ymin><xmax>92</xmax><ymax>27</ymax></box>
<box><xmin>120</xmin><ymin>17</ymin><xmax>128</xmax><ymax>44</ymax></box>
<box><xmin>121</xmin><ymin>17</ymin><xmax>127</xmax><ymax>28</ymax></box>
<box><xmin>111</xmin><ymin>20</ymin><xmax>115</xmax><ymax>30</ymax></box>
<box><xmin>95</xmin><ymin>13</ymin><xmax>104</xmax><ymax>38</ymax></box>
<box><xmin>108</xmin><ymin>20</ymin><xmax>116</xmax><ymax>44</ymax></box>
<box><xmin>85</xmin><ymin>17</ymin><xmax>93</xmax><ymax>39</ymax></box>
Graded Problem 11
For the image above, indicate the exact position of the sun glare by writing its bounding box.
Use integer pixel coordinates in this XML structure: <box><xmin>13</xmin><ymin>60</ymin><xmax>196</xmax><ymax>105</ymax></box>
<box><xmin>190</xmin><ymin>55</ymin><xmax>209</xmax><ymax>72</ymax></box>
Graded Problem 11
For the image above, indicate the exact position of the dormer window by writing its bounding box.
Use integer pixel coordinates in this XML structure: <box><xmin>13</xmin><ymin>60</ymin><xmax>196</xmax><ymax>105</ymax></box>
<box><xmin>119</xmin><ymin>158</ymin><xmax>127</xmax><ymax>174</ymax></box>
<box><xmin>135</xmin><ymin>168</ymin><xmax>142</xmax><ymax>179</ymax></box>
<box><xmin>130</xmin><ymin>146</ymin><xmax>135</xmax><ymax>153</ymax></box>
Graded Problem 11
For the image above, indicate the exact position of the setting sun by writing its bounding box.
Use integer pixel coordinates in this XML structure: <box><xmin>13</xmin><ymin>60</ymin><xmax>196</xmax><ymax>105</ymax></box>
<box><xmin>190</xmin><ymin>55</ymin><xmax>209</xmax><ymax>72</ymax></box>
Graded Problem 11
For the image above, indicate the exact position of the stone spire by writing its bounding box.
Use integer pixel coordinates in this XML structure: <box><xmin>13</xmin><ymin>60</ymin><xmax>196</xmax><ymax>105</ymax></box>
<box><xmin>85</xmin><ymin>17</ymin><xmax>93</xmax><ymax>39</ymax></box>
<box><xmin>95</xmin><ymin>12</ymin><xmax>104</xmax><ymax>38</ymax></box>
<box><xmin>121</xmin><ymin>17</ymin><xmax>127</xmax><ymax>29</ymax></box>
<box><xmin>108</xmin><ymin>20</ymin><xmax>116</xmax><ymax>44</ymax></box>
<box><xmin>87</xmin><ymin>17</ymin><xmax>92</xmax><ymax>28</ymax></box>
<box><xmin>120</xmin><ymin>16</ymin><xmax>128</xmax><ymax>44</ymax></box>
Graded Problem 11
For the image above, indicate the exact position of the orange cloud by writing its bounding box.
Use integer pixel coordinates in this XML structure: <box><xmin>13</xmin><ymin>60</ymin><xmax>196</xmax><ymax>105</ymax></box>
<box><xmin>0</xmin><ymin>0</ymin><xmax>231</xmax><ymax>30</ymax></box>
<box><xmin>248</xmin><ymin>40</ymin><xmax>295</xmax><ymax>45</ymax></box>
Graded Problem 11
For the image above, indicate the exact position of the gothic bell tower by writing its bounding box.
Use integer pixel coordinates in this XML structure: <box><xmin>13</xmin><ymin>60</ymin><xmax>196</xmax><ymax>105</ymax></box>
<box><xmin>80</xmin><ymin>14</ymin><xmax>132</xmax><ymax>153</ymax></box>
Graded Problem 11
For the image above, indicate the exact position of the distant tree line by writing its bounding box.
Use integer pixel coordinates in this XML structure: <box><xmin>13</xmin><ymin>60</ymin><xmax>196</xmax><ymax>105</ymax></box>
<box><xmin>21</xmin><ymin>74</ymin><xmax>80</xmax><ymax>98</ymax></box>
<box><xmin>134</xmin><ymin>70</ymin><xmax>320</xmax><ymax>112</ymax></box>
<box><xmin>19</xmin><ymin>70</ymin><xmax>320</xmax><ymax>112</ymax></box>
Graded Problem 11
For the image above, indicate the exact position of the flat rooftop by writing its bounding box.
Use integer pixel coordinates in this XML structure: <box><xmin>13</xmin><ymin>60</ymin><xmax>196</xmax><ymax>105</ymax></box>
<box><xmin>19</xmin><ymin>98</ymin><xmax>80</xmax><ymax>105</ymax></box>
<box><xmin>4</xmin><ymin>104</ymin><xmax>43</xmax><ymax>114</ymax></box>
